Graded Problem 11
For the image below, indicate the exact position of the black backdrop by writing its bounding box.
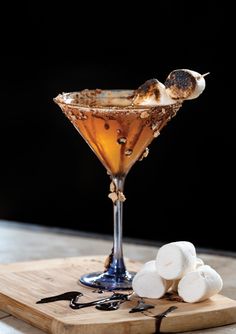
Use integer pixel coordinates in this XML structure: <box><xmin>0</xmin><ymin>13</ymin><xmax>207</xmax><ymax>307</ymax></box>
<box><xmin>0</xmin><ymin>2</ymin><xmax>233</xmax><ymax>250</ymax></box>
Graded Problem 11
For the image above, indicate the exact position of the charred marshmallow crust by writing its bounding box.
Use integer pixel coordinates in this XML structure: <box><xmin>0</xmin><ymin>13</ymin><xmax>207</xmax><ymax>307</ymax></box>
<box><xmin>165</xmin><ymin>70</ymin><xmax>197</xmax><ymax>99</ymax></box>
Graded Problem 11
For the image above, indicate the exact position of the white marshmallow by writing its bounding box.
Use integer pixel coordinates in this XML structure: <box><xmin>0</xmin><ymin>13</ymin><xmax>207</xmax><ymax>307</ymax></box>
<box><xmin>178</xmin><ymin>265</ymin><xmax>223</xmax><ymax>303</ymax></box>
<box><xmin>168</xmin><ymin>257</ymin><xmax>203</xmax><ymax>292</ymax></box>
<box><xmin>196</xmin><ymin>257</ymin><xmax>204</xmax><ymax>268</ymax></box>
<box><xmin>132</xmin><ymin>260</ymin><xmax>172</xmax><ymax>299</ymax></box>
<box><xmin>133</xmin><ymin>79</ymin><xmax>175</xmax><ymax>106</ymax></box>
<box><xmin>184</xmin><ymin>70</ymin><xmax>206</xmax><ymax>100</ymax></box>
<box><xmin>156</xmin><ymin>241</ymin><xmax>197</xmax><ymax>280</ymax></box>
<box><xmin>165</xmin><ymin>69</ymin><xmax>207</xmax><ymax>100</ymax></box>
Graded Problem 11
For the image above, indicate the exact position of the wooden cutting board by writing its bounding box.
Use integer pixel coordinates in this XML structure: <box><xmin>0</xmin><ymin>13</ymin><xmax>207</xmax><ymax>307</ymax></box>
<box><xmin>0</xmin><ymin>256</ymin><xmax>236</xmax><ymax>334</ymax></box>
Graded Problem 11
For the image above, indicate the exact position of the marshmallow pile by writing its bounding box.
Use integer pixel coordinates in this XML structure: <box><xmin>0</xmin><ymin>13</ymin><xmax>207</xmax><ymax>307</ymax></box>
<box><xmin>132</xmin><ymin>241</ymin><xmax>223</xmax><ymax>303</ymax></box>
<box><xmin>132</xmin><ymin>69</ymin><xmax>208</xmax><ymax>106</ymax></box>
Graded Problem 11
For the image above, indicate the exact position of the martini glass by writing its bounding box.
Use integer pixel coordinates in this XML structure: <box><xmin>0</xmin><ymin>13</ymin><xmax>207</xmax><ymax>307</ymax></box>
<box><xmin>54</xmin><ymin>89</ymin><xmax>182</xmax><ymax>290</ymax></box>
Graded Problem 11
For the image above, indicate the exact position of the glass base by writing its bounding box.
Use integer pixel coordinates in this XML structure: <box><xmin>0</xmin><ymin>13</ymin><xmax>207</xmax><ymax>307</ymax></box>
<box><xmin>79</xmin><ymin>271</ymin><xmax>136</xmax><ymax>290</ymax></box>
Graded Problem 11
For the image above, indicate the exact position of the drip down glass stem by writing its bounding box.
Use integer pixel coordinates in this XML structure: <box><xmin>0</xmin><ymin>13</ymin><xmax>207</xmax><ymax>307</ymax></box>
<box><xmin>108</xmin><ymin>175</ymin><xmax>127</xmax><ymax>278</ymax></box>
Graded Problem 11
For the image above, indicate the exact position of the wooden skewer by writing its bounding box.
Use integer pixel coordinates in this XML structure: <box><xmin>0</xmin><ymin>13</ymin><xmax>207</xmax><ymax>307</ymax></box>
<box><xmin>202</xmin><ymin>72</ymin><xmax>210</xmax><ymax>77</ymax></box>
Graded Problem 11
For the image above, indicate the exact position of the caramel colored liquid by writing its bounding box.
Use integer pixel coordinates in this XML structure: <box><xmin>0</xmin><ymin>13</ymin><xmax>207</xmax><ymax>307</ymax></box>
<box><xmin>62</xmin><ymin>105</ymin><xmax>179</xmax><ymax>176</ymax></box>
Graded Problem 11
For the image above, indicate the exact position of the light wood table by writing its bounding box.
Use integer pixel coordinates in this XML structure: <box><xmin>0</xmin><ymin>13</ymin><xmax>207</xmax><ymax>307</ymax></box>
<box><xmin>0</xmin><ymin>220</ymin><xmax>236</xmax><ymax>334</ymax></box>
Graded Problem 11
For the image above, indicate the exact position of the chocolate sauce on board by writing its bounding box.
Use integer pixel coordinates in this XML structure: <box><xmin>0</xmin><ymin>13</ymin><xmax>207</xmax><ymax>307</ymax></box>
<box><xmin>36</xmin><ymin>291</ymin><xmax>130</xmax><ymax>310</ymax></box>
<box><xmin>36</xmin><ymin>291</ymin><xmax>153</xmax><ymax>312</ymax></box>
<box><xmin>154</xmin><ymin>306</ymin><xmax>178</xmax><ymax>333</ymax></box>
<box><xmin>72</xmin><ymin>293</ymin><xmax>130</xmax><ymax>310</ymax></box>
<box><xmin>129</xmin><ymin>299</ymin><xmax>154</xmax><ymax>313</ymax></box>
<box><xmin>96</xmin><ymin>301</ymin><xmax>121</xmax><ymax>311</ymax></box>
<box><xmin>36</xmin><ymin>291</ymin><xmax>178</xmax><ymax>331</ymax></box>
<box><xmin>36</xmin><ymin>291</ymin><xmax>82</xmax><ymax>304</ymax></box>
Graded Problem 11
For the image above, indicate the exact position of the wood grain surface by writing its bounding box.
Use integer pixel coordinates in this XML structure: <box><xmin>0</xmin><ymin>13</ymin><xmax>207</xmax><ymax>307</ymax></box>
<box><xmin>0</xmin><ymin>256</ymin><xmax>236</xmax><ymax>334</ymax></box>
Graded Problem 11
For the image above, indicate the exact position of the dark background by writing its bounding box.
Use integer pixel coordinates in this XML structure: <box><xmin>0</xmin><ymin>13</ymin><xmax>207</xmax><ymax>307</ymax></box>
<box><xmin>0</xmin><ymin>2</ymin><xmax>233</xmax><ymax>250</ymax></box>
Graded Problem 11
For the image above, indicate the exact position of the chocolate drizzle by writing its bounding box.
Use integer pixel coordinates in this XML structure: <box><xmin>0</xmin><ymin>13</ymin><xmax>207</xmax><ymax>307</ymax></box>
<box><xmin>96</xmin><ymin>300</ymin><xmax>121</xmax><ymax>311</ymax></box>
<box><xmin>36</xmin><ymin>291</ymin><xmax>82</xmax><ymax>304</ymax></box>
<box><xmin>36</xmin><ymin>291</ymin><xmax>130</xmax><ymax>311</ymax></box>
<box><xmin>154</xmin><ymin>306</ymin><xmax>178</xmax><ymax>333</ymax></box>
<box><xmin>129</xmin><ymin>299</ymin><xmax>154</xmax><ymax>313</ymax></box>
<box><xmin>72</xmin><ymin>293</ymin><xmax>129</xmax><ymax>310</ymax></box>
<box><xmin>36</xmin><ymin>290</ymin><xmax>178</xmax><ymax>328</ymax></box>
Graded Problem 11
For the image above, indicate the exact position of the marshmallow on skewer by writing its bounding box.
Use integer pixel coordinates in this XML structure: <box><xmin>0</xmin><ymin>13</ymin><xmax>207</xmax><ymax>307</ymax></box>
<box><xmin>132</xmin><ymin>260</ymin><xmax>172</xmax><ymax>299</ymax></box>
<box><xmin>132</xmin><ymin>79</ymin><xmax>175</xmax><ymax>106</ymax></box>
<box><xmin>156</xmin><ymin>241</ymin><xmax>197</xmax><ymax>280</ymax></box>
<box><xmin>165</xmin><ymin>69</ymin><xmax>208</xmax><ymax>100</ymax></box>
<box><xmin>178</xmin><ymin>265</ymin><xmax>223</xmax><ymax>303</ymax></box>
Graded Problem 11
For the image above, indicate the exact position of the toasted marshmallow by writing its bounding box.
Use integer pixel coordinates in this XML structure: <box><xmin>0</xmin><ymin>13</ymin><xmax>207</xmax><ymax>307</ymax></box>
<box><xmin>132</xmin><ymin>260</ymin><xmax>172</xmax><ymax>299</ymax></box>
<box><xmin>156</xmin><ymin>241</ymin><xmax>197</xmax><ymax>280</ymax></box>
<box><xmin>165</xmin><ymin>69</ymin><xmax>208</xmax><ymax>100</ymax></box>
<box><xmin>178</xmin><ymin>265</ymin><xmax>223</xmax><ymax>303</ymax></box>
<box><xmin>132</xmin><ymin>79</ymin><xmax>175</xmax><ymax>106</ymax></box>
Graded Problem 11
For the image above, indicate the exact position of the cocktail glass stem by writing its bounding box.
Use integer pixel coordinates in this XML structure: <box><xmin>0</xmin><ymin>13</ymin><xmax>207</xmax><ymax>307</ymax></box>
<box><xmin>107</xmin><ymin>175</ymin><xmax>126</xmax><ymax>276</ymax></box>
<box><xmin>79</xmin><ymin>174</ymin><xmax>135</xmax><ymax>289</ymax></box>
